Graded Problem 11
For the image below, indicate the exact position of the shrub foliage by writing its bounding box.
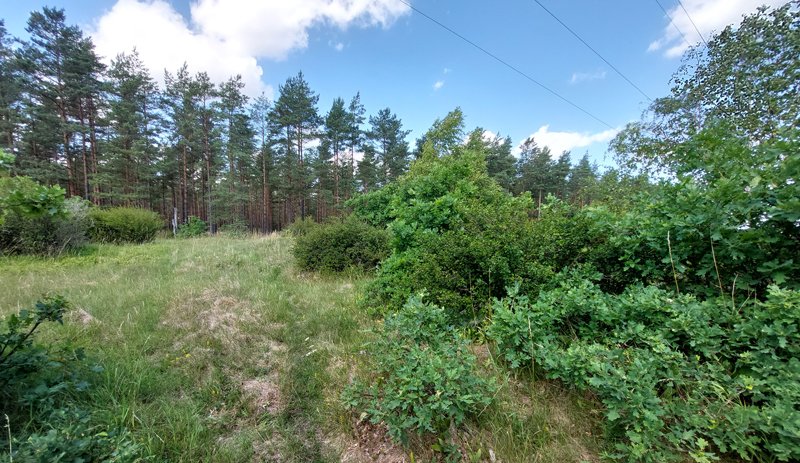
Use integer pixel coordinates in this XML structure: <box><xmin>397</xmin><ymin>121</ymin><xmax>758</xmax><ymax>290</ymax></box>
<box><xmin>0</xmin><ymin>197</ymin><xmax>89</xmax><ymax>255</ymax></box>
<box><xmin>1</xmin><ymin>297</ymin><xmax>142</xmax><ymax>462</ymax></box>
<box><xmin>342</xmin><ymin>296</ymin><xmax>495</xmax><ymax>446</ymax></box>
<box><xmin>488</xmin><ymin>273</ymin><xmax>800</xmax><ymax>462</ymax></box>
<box><xmin>291</xmin><ymin>216</ymin><xmax>390</xmax><ymax>272</ymax></box>
<box><xmin>88</xmin><ymin>207</ymin><xmax>163</xmax><ymax>244</ymax></box>
<box><xmin>176</xmin><ymin>215</ymin><xmax>207</xmax><ymax>238</ymax></box>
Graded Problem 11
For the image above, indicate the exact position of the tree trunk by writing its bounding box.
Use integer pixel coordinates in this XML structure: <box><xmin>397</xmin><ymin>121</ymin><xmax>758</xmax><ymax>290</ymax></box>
<box><xmin>183</xmin><ymin>144</ymin><xmax>188</xmax><ymax>224</ymax></box>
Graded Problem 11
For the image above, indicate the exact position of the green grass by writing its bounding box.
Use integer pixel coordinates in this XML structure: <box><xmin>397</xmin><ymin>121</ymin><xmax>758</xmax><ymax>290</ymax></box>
<box><xmin>0</xmin><ymin>235</ymin><xmax>604</xmax><ymax>462</ymax></box>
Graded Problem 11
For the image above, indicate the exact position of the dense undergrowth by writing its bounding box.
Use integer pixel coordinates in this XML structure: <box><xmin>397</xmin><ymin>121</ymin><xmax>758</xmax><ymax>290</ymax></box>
<box><xmin>332</xmin><ymin>112</ymin><xmax>800</xmax><ymax>461</ymax></box>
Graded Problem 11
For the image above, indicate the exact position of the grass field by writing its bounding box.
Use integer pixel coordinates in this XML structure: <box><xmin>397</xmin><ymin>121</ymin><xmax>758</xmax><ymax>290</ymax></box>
<box><xmin>0</xmin><ymin>235</ymin><xmax>604</xmax><ymax>462</ymax></box>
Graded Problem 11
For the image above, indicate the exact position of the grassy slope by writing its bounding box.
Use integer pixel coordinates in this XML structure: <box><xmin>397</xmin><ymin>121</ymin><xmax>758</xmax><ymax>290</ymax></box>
<box><xmin>0</xmin><ymin>235</ymin><xmax>603</xmax><ymax>462</ymax></box>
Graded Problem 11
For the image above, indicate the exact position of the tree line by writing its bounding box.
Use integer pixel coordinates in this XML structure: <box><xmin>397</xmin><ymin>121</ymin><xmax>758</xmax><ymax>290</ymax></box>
<box><xmin>0</xmin><ymin>7</ymin><xmax>618</xmax><ymax>233</ymax></box>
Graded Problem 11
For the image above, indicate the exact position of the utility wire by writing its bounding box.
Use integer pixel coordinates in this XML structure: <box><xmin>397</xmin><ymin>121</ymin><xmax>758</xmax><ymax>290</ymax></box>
<box><xmin>676</xmin><ymin>0</ymin><xmax>709</xmax><ymax>47</ymax></box>
<box><xmin>653</xmin><ymin>0</ymin><xmax>693</xmax><ymax>48</ymax></box>
<box><xmin>533</xmin><ymin>0</ymin><xmax>652</xmax><ymax>102</ymax></box>
<box><xmin>395</xmin><ymin>0</ymin><xmax>616</xmax><ymax>130</ymax></box>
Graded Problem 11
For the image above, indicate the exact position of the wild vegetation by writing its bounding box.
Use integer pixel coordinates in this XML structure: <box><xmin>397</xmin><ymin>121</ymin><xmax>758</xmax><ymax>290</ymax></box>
<box><xmin>1</xmin><ymin>2</ymin><xmax>798</xmax><ymax>463</ymax></box>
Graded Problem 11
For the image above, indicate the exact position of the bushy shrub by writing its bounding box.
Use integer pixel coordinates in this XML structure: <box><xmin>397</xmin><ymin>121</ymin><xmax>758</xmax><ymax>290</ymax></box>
<box><xmin>342</xmin><ymin>296</ymin><xmax>495</xmax><ymax>446</ymax></box>
<box><xmin>176</xmin><ymin>215</ymin><xmax>207</xmax><ymax>238</ymax></box>
<box><xmin>488</xmin><ymin>272</ymin><xmax>800</xmax><ymax>462</ymax></box>
<box><xmin>291</xmin><ymin>216</ymin><xmax>390</xmax><ymax>273</ymax></box>
<box><xmin>0</xmin><ymin>197</ymin><xmax>89</xmax><ymax>255</ymax></box>
<box><xmin>0</xmin><ymin>175</ymin><xmax>66</xmax><ymax>225</ymax></box>
<box><xmin>597</xmin><ymin>125</ymin><xmax>800</xmax><ymax>296</ymax></box>
<box><xmin>88</xmin><ymin>207</ymin><xmax>163</xmax><ymax>244</ymax></box>
<box><xmin>286</xmin><ymin>217</ymin><xmax>320</xmax><ymax>237</ymax></box>
<box><xmin>354</xmin><ymin>146</ymin><xmax>616</xmax><ymax>325</ymax></box>
<box><xmin>1</xmin><ymin>297</ymin><xmax>143</xmax><ymax>462</ymax></box>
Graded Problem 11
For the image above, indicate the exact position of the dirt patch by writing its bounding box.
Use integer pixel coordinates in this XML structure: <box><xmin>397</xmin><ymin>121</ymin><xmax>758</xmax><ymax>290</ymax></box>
<box><xmin>251</xmin><ymin>434</ymin><xmax>285</xmax><ymax>463</ymax></box>
<box><xmin>337</xmin><ymin>283</ymin><xmax>354</xmax><ymax>293</ymax></box>
<box><xmin>161</xmin><ymin>289</ymin><xmax>262</xmax><ymax>353</ymax></box>
<box><xmin>242</xmin><ymin>371</ymin><xmax>282</xmax><ymax>415</ymax></box>
<box><xmin>70</xmin><ymin>308</ymin><xmax>97</xmax><ymax>324</ymax></box>
<box><xmin>340</xmin><ymin>419</ymin><xmax>408</xmax><ymax>463</ymax></box>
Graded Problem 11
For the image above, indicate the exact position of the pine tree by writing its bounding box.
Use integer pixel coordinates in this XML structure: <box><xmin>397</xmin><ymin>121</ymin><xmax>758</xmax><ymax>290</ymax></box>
<box><xmin>194</xmin><ymin>72</ymin><xmax>217</xmax><ymax>229</ymax></box>
<box><xmin>18</xmin><ymin>8</ymin><xmax>85</xmax><ymax>194</ymax></box>
<box><xmin>324</xmin><ymin>97</ymin><xmax>349</xmax><ymax>206</ymax></box>
<box><xmin>516</xmin><ymin>137</ymin><xmax>554</xmax><ymax>201</ymax></box>
<box><xmin>163</xmin><ymin>63</ymin><xmax>199</xmax><ymax>223</ymax></box>
<box><xmin>552</xmin><ymin>151</ymin><xmax>571</xmax><ymax>200</ymax></box>
<box><xmin>356</xmin><ymin>144</ymin><xmax>379</xmax><ymax>194</ymax></box>
<box><xmin>0</xmin><ymin>20</ymin><xmax>22</xmax><ymax>150</ymax></box>
<box><xmin>269</xmin><ymin>71</ymin><xmax>320</xmax><ymax>223</ymax></box>
<box><xmin>251</xmin><ymin>93</ymin><xmax>273</xmax><ymax>232</ymax></box>
<box><xmin>215</xmin><ymin>75</ymin><xmax>254</xmax><ymax>229</ymax></box>
<box><xmin>368</xmin><ymin>108</ymin><xmax>410</xmax><ymax>185</ymax></box>
<box><xmin>568</xmin><ymin>153</ymin><xmax>597</xmax><ymax>206</ymax></box>
<box><xmin>105</xmin><ymin>49</ymin><xmax>158</xmax><ymax>207</ymax></box>
<box><xmin>346</xmin><ymin>92</ymin><xmax>366</xmax><ymax>179</ymax></box>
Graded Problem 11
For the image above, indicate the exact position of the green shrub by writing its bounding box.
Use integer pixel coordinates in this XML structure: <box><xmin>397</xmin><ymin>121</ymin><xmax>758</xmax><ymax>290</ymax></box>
<box><xmin>291</xmin><ymin>216</ymin><xmax>390</xmax><ymax>273</ymax></box>
<box><xmin>1</xmin><ymin>296</ymin><xmax>143</xmax><ymax>462</ymax></box>
<box><xmin>0</xmin><ymin>197</ymin><xmax>89</xmax><ymax>255</ymax></box>
<box><xmin>342</xmin><ymin>296</ymin><xmax>495</xmax><ymax>446</ymax></box>
<box><xmin>354</xmin><ymin>146</ymin><xmax>616</xmax><ymax>325</ymax></box>
<box><xmin>176</xmin><ymin>215</ymin><xmax>207</xmax><ymax>238</ymax></box>
<box><xmin>88</xmin><ymin>207</ymin><xmax>163</xmax><ymax>244</ymax></box>
<box><xmin>597</xmin><ymin>125</ymin><xmax>800</xmax><ymax>296</ymax></box>
<box><xmin>487</xmin><ymin>273</ymin><xmax>800</xmax><ymax>462</ymax></box>
<box><xmin>286</xmin><ymin>217</ymin><xmax>320</xmax><ymax>237</ymax></box>
<box><xmin>0</xmin><ymin>175</ymin><xmax>66</xmax><ymax>226</ymax></box>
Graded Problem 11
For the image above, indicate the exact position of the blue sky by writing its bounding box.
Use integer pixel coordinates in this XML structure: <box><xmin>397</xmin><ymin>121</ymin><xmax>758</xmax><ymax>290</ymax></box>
<box><xmin>2</xmin><ymin>0</ymin><xmax>785</xmax><ymax>167</ymax></box>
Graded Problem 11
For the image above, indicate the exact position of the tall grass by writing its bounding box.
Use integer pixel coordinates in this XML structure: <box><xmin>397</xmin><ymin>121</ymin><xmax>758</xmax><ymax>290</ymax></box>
<box><xmin>0</xmin><ymin>235</ymin><xmax>606</xmax><ymax>462</ymax></box>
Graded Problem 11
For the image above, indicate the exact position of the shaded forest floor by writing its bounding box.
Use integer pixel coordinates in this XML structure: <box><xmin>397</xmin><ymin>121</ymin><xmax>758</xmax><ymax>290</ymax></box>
<box><xmin>0</xmin><ymin>235</ymin><xmax>606</xmax><ymax>462</ymax></box>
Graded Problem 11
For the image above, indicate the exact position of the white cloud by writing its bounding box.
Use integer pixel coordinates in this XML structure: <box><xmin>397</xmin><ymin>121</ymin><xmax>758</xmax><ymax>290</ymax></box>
<box><xmin>88</xmin><ymin>0</ymin><xmax>409</xmax><ymax>97</ymax></box>
<box><xmin>649</xmin><ymin>0</ymin><xmax>786</xmax><ymax>57</ymax></box>
<box><xmin>569</xmin><ymin>70</ymin><xmax>606</xmax><ymax>84</ymax></box>
<box><xmin>443</xmin><ymin>68</ymin><xmax>450</xmax><ymax>73</ymax></box>
<box><xmin>433</xmin><ymin>80</ymin><xmax>444</xmax><ymax>90</ymax></box>
<box><xmin>519</xmin><ymin>125</ymin><xmax>618</xmax><ymax>157</ymax></box>
<box><xmin>335</xmin><ymin>42</ymin><xmax>344</xmax><ymax>51</ymax></box>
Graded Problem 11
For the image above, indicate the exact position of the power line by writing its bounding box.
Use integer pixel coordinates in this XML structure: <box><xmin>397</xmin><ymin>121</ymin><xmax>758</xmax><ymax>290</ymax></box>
<box><xmin>532</xmin><ymin>0</ymin><xmax>652</xmax><ymax>102</ymax></box>
<box><xmin>653</xmin><ymin>0</ymin><xmax>693</xmax><ymax>48</ymax></box>
<box><xmin>395</xmin><ymin>0</ymin><xmax>616</xmax><ymax>130</ymax></box>
<box><xmin>676</xmin><ymin>0</ymin><xmax>709</xmax><ymax>47</ymax></box>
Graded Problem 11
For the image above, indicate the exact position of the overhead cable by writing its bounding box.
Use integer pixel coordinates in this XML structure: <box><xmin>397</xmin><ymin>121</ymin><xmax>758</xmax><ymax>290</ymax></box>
<box><xmin>676</xmin><ymin>0</ymin><xmax>709</xmax><ymax>47</ymax></box>
<box><xmin>395</xmin><ymin>0</ymin><xmax>616</xmax><ymax>130</ymax></box>
<box><xmin>653</xmin><ymin>0</ymin><xmax>693</xmax><ymax>48</ymax></box>
<box><xmin>533</xmin><ymin>0</ymin><xmax>652</xmax><ymax>102</ymax></box>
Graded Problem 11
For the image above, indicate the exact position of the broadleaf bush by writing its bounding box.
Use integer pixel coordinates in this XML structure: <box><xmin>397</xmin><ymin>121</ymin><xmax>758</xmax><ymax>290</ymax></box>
<box><xmin>342</xmin><ymin>296</ymin><xmax>496</xmax><ymax>446</ymax></box>
<box><xmin>487</xmin><ymin>272</ymin><xmax>800</xmax><ymax>462</ymax></box>
<box><xmin>0</xmin><ymin>197</ymin><xmax>89</xmax><ymax>255</ymax></box>
<box><xmin>87</xmin><ymin>207</ymin><xmax>163</xmax><ymax>244</ymax></box>
<box><xmin>1</xmin><ymin>296</ymin><xmax>143</xmax><ymax>462</ymax></box>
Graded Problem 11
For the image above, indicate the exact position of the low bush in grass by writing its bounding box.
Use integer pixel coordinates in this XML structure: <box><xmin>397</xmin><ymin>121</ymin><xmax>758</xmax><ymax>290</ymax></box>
<box><xmin>292</xmin><ymin>216</ymin><xmax>390</xmax><ymax>273</ymax></box>
<box><xmin>342</xmin><ymin>295</ymin><xmax>495</xmax><ymax>449</ymax></box>
<box><xmin>0</xmin><ymin>197</ymin><xmax>90</xmax><ymax>255</ymax></box>
<box><xmin>87</xmin><ymin>207</ymin><xmax>163</xmax><ymax>244</ymax></box>
<box><xmin>487</xmin><ymin>269</ymin><xmax>800</xmax><ymax>462</ymax></box>
<box><xmin>286</xmin><ymin>217</ymin><xmax>320</xmax><ymax>237</ymax></box>
<box><xmin>176</xmin><ymin>215</ymin><xmax>207</xmax><ymax>238</ymax></box>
